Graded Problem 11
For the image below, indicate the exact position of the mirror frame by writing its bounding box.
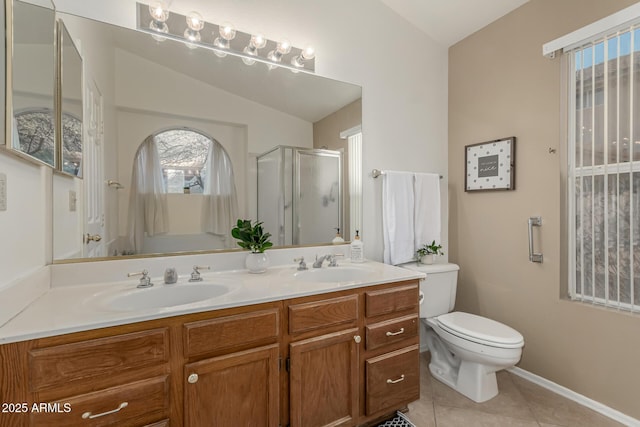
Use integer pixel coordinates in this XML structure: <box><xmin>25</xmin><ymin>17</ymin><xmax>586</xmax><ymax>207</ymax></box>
<box><xmin>4</xmin><ymin>0</ymin><xmax>58</xmax><ymax>169</ymax></box>
<box><xmin>55</xmin><ymin>18</ymin><xmax>83</xmax><ymax>178</ymax></box>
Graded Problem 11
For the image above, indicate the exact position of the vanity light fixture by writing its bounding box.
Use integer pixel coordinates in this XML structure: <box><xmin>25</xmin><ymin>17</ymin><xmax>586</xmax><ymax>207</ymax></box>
<box><xmin>136</xmin><ymin>2</ymin><xmax>316</xmax><ymax>72</ymax></box>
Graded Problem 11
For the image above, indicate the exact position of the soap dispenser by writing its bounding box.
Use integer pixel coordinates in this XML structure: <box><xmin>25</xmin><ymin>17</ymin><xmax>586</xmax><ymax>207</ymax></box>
<box><xmin>350</xmin><ymin>230</ymin><xmax>364</xmax><ymax>262</ymax></box>
<box><xmin>332</xmin><ymin>227</ymin><xmax>345</xmax><ymax>244</ymax></box>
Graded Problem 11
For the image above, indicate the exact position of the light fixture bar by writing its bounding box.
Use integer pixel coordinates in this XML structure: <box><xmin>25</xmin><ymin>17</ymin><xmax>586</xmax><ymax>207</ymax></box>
<box><xmin>135</xmin><ymin>2</ymin><xmax>315</xmax><ymax>72</ymax></box>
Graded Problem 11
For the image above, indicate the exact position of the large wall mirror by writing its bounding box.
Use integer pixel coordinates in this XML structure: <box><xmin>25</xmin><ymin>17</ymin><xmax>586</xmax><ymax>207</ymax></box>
<box><xmin>46</xmin><ymin>8</ymin><xmax>362</xmax><ymax>262</ymax></box>
<box><xmin>5</xmin><ymin>0</ymin><xmax>56</xmax><ymax>168</ymax></box>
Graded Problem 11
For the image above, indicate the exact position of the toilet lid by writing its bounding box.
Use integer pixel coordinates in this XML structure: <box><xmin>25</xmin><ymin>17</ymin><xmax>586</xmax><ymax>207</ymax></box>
<box><xmin>436</xmin><ymin>312</ymin><xmax>524</xmax><ymax>348</ymax></box>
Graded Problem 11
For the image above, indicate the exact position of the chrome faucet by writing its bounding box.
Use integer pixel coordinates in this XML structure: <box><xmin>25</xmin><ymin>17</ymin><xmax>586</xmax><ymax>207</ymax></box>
<box><xmin>189</xmin><ymin>265</ymin><xmax>210</xmax><ymax>282</ymax></box>
<box><xmin>313</xmin><ymin>253</ymin><xmax>344</xmax><ymax>268</ymax></box>
<box><xmin>294</xmin><ymin>257</ymin><xmax>308</xmax><ymax>271</ymax></box>
<box><xmin>128</xmin><ymin>269</ymin><xmax>153</xmax><ymax>288</ymax></box>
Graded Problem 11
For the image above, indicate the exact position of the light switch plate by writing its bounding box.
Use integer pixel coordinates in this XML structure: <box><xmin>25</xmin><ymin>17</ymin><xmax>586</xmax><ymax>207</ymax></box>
<box><xmin>0</xmin><ymin>173</ymin><xmax>6</xmax><ymax>211</ymax></box>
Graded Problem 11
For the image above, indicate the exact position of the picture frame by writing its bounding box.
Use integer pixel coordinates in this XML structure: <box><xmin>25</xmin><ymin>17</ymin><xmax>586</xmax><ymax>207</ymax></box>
<box><xmin>465</xmin><ymin>137</ymin><xmax>515</xmax><ymax>192</ymax></box>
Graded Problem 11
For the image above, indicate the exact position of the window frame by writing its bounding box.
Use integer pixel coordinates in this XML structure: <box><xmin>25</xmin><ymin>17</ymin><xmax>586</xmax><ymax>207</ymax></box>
<box><xmin>565</xmin><ymin>22</ymin><xmax>640</xmax><ymax>311</ymax></box>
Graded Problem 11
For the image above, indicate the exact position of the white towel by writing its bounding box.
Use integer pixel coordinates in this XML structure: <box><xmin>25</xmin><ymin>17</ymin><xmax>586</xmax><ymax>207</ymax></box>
<box><xmin>382</xmin><ymin>171</ymin><xmax>415</xmax><ymax>265</ymax></box>
<box><xmin>414</xmin><ymin>172</ymin><xmax>441</xmax><ymax>252</ymax></box>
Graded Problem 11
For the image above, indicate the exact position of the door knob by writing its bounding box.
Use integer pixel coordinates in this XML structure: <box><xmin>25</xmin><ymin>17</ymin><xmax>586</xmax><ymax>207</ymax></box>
<box><xmin>353</xmin><ymin>335</ymin><xmax>361</xmax><ymax>344</ymax></box>
<box><xmin>84</xmin><ymin>233</ymin><xmax>102</xmax><ymax>244</ymax></box>
<box><xmin>188</xmin><ymin>373</ymin><xmax>199</xmax><ymax>384</ymax></box>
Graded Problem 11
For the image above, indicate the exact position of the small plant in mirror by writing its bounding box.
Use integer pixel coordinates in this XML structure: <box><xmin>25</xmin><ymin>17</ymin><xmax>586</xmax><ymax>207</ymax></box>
<box><xmin>231</xmin><ymin>219</ymin><xmax>273</xmax><ymax>253</ymax></box>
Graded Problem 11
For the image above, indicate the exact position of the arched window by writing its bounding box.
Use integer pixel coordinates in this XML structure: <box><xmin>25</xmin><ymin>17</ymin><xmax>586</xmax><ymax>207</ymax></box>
<box><xmin>14</xmin><ymin>108</ymin><xmax>55</xmax><ymax>165</ymax></box>
<box><xmin>153</xmin><ymin>128</ymin><xmax>213</xmax><ymax>194</ymax></box>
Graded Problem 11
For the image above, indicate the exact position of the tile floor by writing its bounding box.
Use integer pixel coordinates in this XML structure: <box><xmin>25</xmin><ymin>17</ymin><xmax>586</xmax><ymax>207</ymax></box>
<box><xmin>404</xmin><ymin>353</ymin><xmax>625</xmax><ymax>427</ymax></box>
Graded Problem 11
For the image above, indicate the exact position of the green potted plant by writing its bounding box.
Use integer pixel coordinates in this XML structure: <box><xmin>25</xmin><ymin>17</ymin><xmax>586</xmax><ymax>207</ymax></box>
<box><xmin>416</xmin><ymin>240</ymin><xmax>444</xmax><ymax>265</ymax></box>
<box><xmin>231</xmin><ymin>219</ymin><xmax>273</xmax><ymax>273</ymax></box>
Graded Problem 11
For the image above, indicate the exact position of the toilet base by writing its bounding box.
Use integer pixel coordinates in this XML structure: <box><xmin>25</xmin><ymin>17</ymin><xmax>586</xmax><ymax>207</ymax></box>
<box><xmin>429</xmin><ymin>359</ymin><xmax>498</xmax><ymax>403</ymax></box>
<box><xmin>425</xmin><ymin>326</ymin><xmax>501</xmax><ymax>403</ymax></box>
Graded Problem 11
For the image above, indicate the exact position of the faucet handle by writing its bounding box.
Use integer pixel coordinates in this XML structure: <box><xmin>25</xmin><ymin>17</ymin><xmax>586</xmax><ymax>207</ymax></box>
<box><xmin>328</xmin><ymin>253</ymin><xmax>344</xmax><ymax>267</ymax></box>
<box><xmin>128</xmin><ymin>269</ymin><xmax>153</xmax><ymax>288</ymax></box>
<box><xmin>189</xmin><ymin>265</ymin><xmax>210</xmax><ymax>282</ymax></box>
<box><xmin>294</xmin><ymin>257</ymin><xmax>308</xmax><ymax>271</ymax></box>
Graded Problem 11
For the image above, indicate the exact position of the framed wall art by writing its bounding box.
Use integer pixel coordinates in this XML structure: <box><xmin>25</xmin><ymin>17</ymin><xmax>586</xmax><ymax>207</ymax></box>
<box><xmin>465</xmin><ymin>137</ymin><xmax>515</xmax><ymax>192</ymax></box>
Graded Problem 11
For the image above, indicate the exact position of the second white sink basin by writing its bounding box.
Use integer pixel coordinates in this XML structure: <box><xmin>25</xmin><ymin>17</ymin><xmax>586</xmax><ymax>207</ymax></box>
<box><xmin>293</xmin><ymin>266</ymin><xmax>375</xmax><ymax>283</ymax></box>
<box><xmin>99</xmin><ymin>283</ymin><xmax>231</xmax><ymax>312</ymax></box>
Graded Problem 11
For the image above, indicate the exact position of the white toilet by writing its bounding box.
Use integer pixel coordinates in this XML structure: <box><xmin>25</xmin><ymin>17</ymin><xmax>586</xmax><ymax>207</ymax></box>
<box><xmin>401</xmin><ymin>262</ymin><xmax>524</xmax><ymax>403</ymax></box>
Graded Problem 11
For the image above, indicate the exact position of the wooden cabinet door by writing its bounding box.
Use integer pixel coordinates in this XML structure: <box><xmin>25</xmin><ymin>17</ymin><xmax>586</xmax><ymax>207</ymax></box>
<box><xmin>184</xmin><ymin>344</ymin><xmax>279</xmax><ymax>427</ymax></box>
<box><xmin>289</xmin><ymin>328</ymin><xmax>359</xmax><ymax>427</ymax></box>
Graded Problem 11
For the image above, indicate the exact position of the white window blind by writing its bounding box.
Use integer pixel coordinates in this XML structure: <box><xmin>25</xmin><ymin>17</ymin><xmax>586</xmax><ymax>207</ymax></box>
<box><xmin>568</xmin><ymin>22</ymin><xmax>640</xmax><ymax>310</ymax></box>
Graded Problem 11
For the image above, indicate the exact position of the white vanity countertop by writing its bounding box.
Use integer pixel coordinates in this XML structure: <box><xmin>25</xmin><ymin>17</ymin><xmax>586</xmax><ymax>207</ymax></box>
<box><xmin>0</xmin><ymin>260</ymin><xmax>424</xmax><ymax>344</ymax></box>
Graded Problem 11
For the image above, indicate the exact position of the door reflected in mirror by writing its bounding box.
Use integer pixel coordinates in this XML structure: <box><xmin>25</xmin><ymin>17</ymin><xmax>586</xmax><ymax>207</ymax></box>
<box><xmin>44</xmin><ymin>10</ymin><xmax>361</xmax><ymax>262</ymax></box>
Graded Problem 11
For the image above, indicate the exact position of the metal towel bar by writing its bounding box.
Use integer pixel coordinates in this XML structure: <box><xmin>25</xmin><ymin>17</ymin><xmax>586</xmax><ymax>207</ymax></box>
<box><xmin>372</xmin><ymin>169</ymin><xmax>442</xmax><ymax>179</ymax></box>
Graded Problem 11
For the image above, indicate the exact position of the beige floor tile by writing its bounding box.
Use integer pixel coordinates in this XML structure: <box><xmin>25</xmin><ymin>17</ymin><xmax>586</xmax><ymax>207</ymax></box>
<box><xmin>430</xmin><ymin>370</ymin><xmax>537</xmax><ymax>422</ymax></box>
<box><xmin>406</xmin><ymin>400</ymin><xmax>436</xmax><ymax>427</ymax></box>
<box><xmin>434</xmin><ymin>404</ymin><xmax>541</xmax><ymax>427</ymax></box>
<box><xmin>406</xmin><ymin>353</ymin><xmax>624</xmax><ymax>427</ymax></box>
<box><xmin>510</xmin><ymin>374</ymin><xmax>625</xmax><ymax>427</ymax></box>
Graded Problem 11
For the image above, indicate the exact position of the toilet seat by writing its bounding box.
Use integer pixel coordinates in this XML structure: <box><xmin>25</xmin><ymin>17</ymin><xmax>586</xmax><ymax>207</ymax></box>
<box><xmin>435</xmin><ymin>312</ymin><xmax>524</xmax><ymax>349</ymax></box>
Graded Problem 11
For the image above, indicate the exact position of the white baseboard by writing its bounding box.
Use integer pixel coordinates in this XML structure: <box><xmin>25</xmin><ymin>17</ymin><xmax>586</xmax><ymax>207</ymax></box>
<box><xmin>508</xmin><ymin>367</ymin><xmax>640</xmax><ymax>427</ymax></box>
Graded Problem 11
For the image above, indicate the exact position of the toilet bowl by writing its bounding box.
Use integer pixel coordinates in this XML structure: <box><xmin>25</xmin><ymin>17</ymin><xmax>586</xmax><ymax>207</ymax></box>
<box><xmin>400</xmin><ymin>262</ymin><xmax>524</xmax><ymax>403</ymax></box>
<box><xmin>425</xmin><ymin>312</ymin><xmax>523</xmax><ymax>402</ymax></box>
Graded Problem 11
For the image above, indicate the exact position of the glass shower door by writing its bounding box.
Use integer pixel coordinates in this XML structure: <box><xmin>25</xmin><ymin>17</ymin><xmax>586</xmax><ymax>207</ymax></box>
<box><xmin>294</xmin><ymin>149</ymin><xmax>342</xmax><ymax>245</ymax></box>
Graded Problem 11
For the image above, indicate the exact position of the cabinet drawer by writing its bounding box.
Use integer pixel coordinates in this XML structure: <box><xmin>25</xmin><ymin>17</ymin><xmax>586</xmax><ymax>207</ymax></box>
<box><xmin>30</xmin><ymin>376</ymin><xmax>170</xmax><ymax>427</ymax></box>
<box><xmin>365</xmin><ymin>283</ymin><xmax>418</xmax><ymax>318</ymax></box>
<box><xmin>366</xmin><ymin>315</ymin><xmax>418</xmax><ymax>350</ymax></box>
<box><xmin>184</xmin><ymin>308</ymin><xmax>279</xmax><ymax>357</ymax></box>
<box><xmin>365</xmin><ymin>345</ymin><xmax>420</xmax><ymax>416</ymax></box>
<box><xmin>29</xmin><ymin>329</ymin><xmax>169</xmax><ymax>392</ymax></box>
<box><xmin>289</xmin><ymin>294</ymin><xmax>358</xmax><ymax>335</ymax></box>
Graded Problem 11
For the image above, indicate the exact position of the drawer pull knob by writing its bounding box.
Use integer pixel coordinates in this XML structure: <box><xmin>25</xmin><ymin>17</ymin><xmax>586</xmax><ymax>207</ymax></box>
<box><xmin>387</xmin><ymin>374</ymin><xmax>405</xmax><ymax>384</ymax></box>
<box><xmin>188</xmin><ymin>373</ymin><xmax>199</xmax><ymax>384</ymax></box>
<box><xmin>386</xmin><ymin>328</ymin><xmax>405</xmax><ymax>337</ymax></box>
<box><xmin>353</xmin><ymin>335</ymin><xmax>361</xmax><ymax>344</ymax></box>
<box><xmin>81</xmin><ymin>402</ymin><xmax>128</xmax><ymax>419</ymax></box>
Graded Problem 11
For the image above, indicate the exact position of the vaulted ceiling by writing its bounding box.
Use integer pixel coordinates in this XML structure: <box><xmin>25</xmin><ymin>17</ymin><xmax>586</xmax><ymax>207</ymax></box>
<box><xmin>379</xmin><ymin>0</ymin><xmax>529</xmax><ymax>47</ymax></box>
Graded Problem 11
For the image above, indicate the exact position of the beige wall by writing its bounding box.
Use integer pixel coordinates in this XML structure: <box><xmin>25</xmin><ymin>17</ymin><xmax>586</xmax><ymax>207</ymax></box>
<box><xmin>449</xmin><ymin>0</ymin><xmax>640</xmax><ymax>419</ymax></box>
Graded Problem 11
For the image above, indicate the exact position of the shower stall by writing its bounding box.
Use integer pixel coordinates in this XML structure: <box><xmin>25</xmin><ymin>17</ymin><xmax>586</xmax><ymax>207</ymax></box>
<box><xmin>257</xmin><ymin>146</ymin><xmax>342</xmax><ymax>246</ymax></box>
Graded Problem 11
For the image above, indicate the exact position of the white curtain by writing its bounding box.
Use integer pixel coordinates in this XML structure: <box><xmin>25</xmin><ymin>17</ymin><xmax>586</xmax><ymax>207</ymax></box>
<box><xmin>127</xmin><ymin>135</ymin><xmax>169</xmax><ymax>253</ymax></box>
<box><xmin>201</xmin><ymin>141</ymin><xmax>238</xmax><ymax>246</ymax></box>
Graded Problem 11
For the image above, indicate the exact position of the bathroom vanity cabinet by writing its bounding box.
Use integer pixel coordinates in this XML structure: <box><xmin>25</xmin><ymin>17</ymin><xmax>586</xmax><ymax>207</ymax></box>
<box><xmin>0</xmin><ymin>279</ymin><xmax>419</xmax><ymax>427</ymax></box>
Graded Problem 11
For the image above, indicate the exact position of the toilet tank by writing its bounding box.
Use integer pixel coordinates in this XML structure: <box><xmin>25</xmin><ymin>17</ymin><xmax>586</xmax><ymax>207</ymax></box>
<box><xmin>400</xmin><ymin>263</ymin><xmax>459</xmax><ymax>318</ymax></box>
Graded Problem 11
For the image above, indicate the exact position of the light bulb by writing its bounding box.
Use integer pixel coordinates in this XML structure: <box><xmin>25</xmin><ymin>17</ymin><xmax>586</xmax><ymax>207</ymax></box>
<box><xmin>301</xmin><ymin>45</ymin><xmax>315</xmax><ymax>60</ymax></box>
<box><xmin>267</xmin><ymin>39</ymin><xmax>291</xmax><ymax>63</ymax></box>
<box><xmin>186</xmin><ymin>11</ymin><xmax>204</xmax><ymax>31</ymax></box>
<box><xmin>291</xmin><ymin>45</ymin><xmax>315</xmax><ymax>68</ymax></box>
<box><xmin>184</xmin><ymin>28</ymin><xmax>201</xmax><ymax>43</ymax></box>
<box><xmin>242</xmin><ymin>33</ymin><xmax>266</xmax><ymax>65</ymax></box>
<box><xmin>250</xmin><ymin>34</ymin><xmax>266</xmax><ymax>49</ymax></box>
<box><xmin>150</xmin><ymin>20</ymin><xmax>169</xmax><ymax>41</ymax></box>
<box><xmin>276</xmin><ymin>39</ymin><xmax>291</xmax><ymax>55</ymax></box>
<box><xmin>219</xmin><ymin>22</ymin><xmax>236</xmax><ymax>41</ymax></box>
<box><xmin>149</xmin><ymin>1</ymin><xmax>169</xmax><ymax>23</ymax></box>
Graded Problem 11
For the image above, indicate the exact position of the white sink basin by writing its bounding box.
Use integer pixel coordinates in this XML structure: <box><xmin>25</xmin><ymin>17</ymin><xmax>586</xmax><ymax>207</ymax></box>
<box><xmin>293</xmin><ymin>266</ymin><xmax>374</xmax><ymax>283</ymax></box>
<box><xmin>98</xmin><ymin>283</ymin><xmax>231</xmax><ymax>312</ymax></box>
